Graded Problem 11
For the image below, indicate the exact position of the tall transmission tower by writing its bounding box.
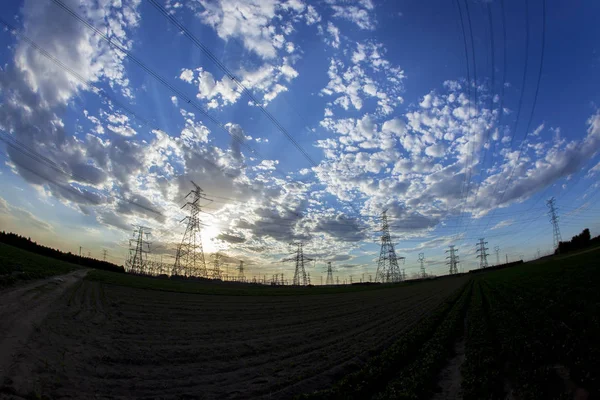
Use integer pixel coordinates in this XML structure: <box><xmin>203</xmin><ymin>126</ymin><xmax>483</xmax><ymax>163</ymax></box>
<box><xmin>102</xmin><ymin>249</ymin><xmax>108</xmax><ymax>262</ymax></box>
<box><xmin>127</xmin><ymin>226</ymin><xmax>151</xmax><ymax>274</ymax></box>
<box><xmin>547</xmin><ymin>197</ymin><xmax>562</xmax><ymax>251</ymax></box>
<box><xmin>375</xmin><ymin>210</ymin><xmax>402</xmax><ymax>283</ymax></box>
<box><xmin>212</xmin><ymin>252</ymin><xmax>223</xmax><ymax>280</ymax></box>
<box><xmin>476</xmin><ymin>238</ymin><xmax>489</xmax><ymax>269</ymax></box>
<box><xmin>418</xmin><ymin>253</ymin><xmax>426</xmax><ymax>278</ymax></box>
<box><xmin>326</xmin><ymin>261</ymin><xmax>334</xmax><ymax>285</ymax></box>
<box><xmin>446</xmin><ymin>245</ymin><xmax>459</xmax><ymax>275</ymax></box>
<box><xmin>285</xmin><ymin>242</ymin><xmax>313</xmax><ymax>286</ymax></box>
<box><xmin>172</xmin><ymin>181</ymin><xmax>210</xmax><ymax>277</ymax></box>
<box><xmin>494</xmin><ymin>246</ymin><xmax>500</xmax><ymax>265</ymax></box>
<box><xmin>237</xmin><ymin>260</ymin><xmax>245</xmax><ymax>282</ymax></box>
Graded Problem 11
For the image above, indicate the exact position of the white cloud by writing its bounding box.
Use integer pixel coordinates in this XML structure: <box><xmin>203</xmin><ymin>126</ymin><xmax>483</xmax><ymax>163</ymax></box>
<box><xmin>326</xmin><ymin>22</ymin><xmax>341</xmax><ymax>49</ymax></box>
<box><xmin>490</xmin><ymin>219</ymin><xmax>514</xmax><ymax>230</ymax></box>
<box><xmin>330</xmin><ymin>3</ymin><xmax>376</xmax><ymax>30</ymax></box>
<box><xmin>179</xmin><ymin>68</ymin><xmax>194</xmax><ymax>83</ymax></box>
<box><xmin>305</xmin><ymin>5</ymin><xmax>321</xmax><ymax>25</ymax></box>
<box><xmin>187</xmin><ymin>0</ymin><xmax>308</xmax><ymax>60</ymax></box>
<box><xmin>321</xmin><ymin>41</ymin><xmax>405</xmax><ymax>115</ymax></box>
<box><xmin>588</xmin><ymin>161</ymin><xmax>600</xmax><ymax>176</ymax></box>
<box><xmin>531</xmin><ymin>123</ymin><xmax>544</xmax><ymax>136</ymax></box>
<box><xmin>13</xmin><ymin>0</ymin><xmax>140</xmax><ymax>107</ymax></box>
<box><xmin>425</xmin><ymin>142</ymin><xmax>447</xmax><ymax>158</ymax></box>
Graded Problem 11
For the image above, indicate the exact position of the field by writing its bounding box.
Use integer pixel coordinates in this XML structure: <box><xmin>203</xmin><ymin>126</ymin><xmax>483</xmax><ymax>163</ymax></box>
<box><xmin>0</xmin><ymin>243</ymin><xmax>79</xmax><ymax>287</ymax></box>
<box><xmin>0</xmin><ymin>244</ymin><xmax>598</xmax><ymax>399</ymax></box>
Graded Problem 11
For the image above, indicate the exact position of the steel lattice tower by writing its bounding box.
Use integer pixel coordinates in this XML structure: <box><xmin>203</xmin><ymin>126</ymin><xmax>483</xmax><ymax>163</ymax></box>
<box><xmin>547</xmin><ymin>197</ymin><xmax>562</xmax><ymax>251</ymax></box>
<box><xmin>326</xmin><ymin>261</ymin><xmax>334</xmax><ymax>285</ymax></box>
<box><xmin>172</xmin><ymin>181</ymin><xmax>209</xmax><ymax>277</ymax></box>
<box><xmin>476</xmin><ymin>238</ymin><xmax>489</xmax><ymax>269</ymax></box>
<box><xmin>375</xmin><ymin>210</ymin><xmax>402</xmax><ymax>283</ymax></box>
<box><xmin>446</xmin><ymin>245</ymin><xmax>459</xmax><ymax>275</ymax></box>
<box><xmin>127</xmin><ymin>226</ymin><xmax>151</xmax><ymax>274</ymax></box>
<box><xmin>419</xmin><ymin>253</ymin><xmax>426</xmax><ymax>278</ymax></box>
<box><xmin>237</xmin><ymin>260</ymin><xmax>245</xmax><ymax>282</ymax></box>
<box><xmin>286</xmin><ymin>242</ymin><xmax>313</xmax><ymax>286</ymax></box>
<box><xmin>212</xmin><ymin>252</ymin><xmax>223</xmax><ymax>280</ymax></box>
<box><xmin>494</xmin><ymin>246</ymin><xmax>500</xmax><ymax>265</ymax></box>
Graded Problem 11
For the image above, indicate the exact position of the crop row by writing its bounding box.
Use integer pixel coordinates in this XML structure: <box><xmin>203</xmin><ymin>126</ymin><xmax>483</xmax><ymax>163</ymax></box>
<box><xmin>301</xmin><ymin>280</ymin><xmax>472</xmax><ymax>399</ymax></box>
<box><xmin>479</xmin><ymin>259</ymin><xmax>598</xmax><ymax>399</ymax></box>
<box><xmin>460</xmin><ymin>279</ymin><xmax>503</xmax><ymax>400</ymax></box>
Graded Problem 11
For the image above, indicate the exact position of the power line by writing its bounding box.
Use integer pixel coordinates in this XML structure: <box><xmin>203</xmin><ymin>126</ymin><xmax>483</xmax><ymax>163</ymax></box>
<box><xmin>0</xmin><ymin>132</ymin><xmax>163</xmax><ymax>216</ymax></box>
<box><xmin>48</xmin><ymin>0</ymin><xmax>270</xmax><ymax>165</ymax></box>
<box><xmin>0</xmin><ymin>16</ymin><xmax>315</xmax><ymax>223</ymax></box>
<box><xmin>146</xmin><ymin>0</ymin><xmax>319</xmax><ymax>167</ymax></box>
<box><xmin>480</xmin><ymin>0</ymin><xmax>546</xmax><ymax>234</ymax></box>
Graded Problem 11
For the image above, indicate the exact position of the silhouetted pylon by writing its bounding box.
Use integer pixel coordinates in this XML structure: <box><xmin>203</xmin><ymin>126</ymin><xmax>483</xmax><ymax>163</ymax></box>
<box><xmin>547</xmin><ymin>197</ymin><xmax>562</xmax><ymax>251</ymax></box>
<box><xmin>476</xmin><ymin>238</ymin><xmax>489</xmax><ymax>269</ymax></box>
<box><xmin>446</xmin><ymin>245</ymin><xmax>459</xmax><ymax>275</ymax></box>
<box><xmin>127</xmin><ymin>226</ymin><xmax>151</xmax><ymax>274</ymax></box>
<box><xmin>326</xmin><ymin>261</ymin><xmax>334</xmax><ymax>285</ymax></box>
<box><xmin>284</xmin><ymin>242</ymin><xmax>313</xmax><ymax>286</ymax></box>
<box><xmin>237</xmin><ymin>260</ymin><xmax>245</xmax><ymax>282</ymax></box>
<box><xmin>172</xmin><ymin>181</ymin><xmax>209</xmax><ymax>277</ymax></box>
<box><xmin>375</xmin><ymin>210</ymin><xmax>402</xmax><ymax>283</ymax></box>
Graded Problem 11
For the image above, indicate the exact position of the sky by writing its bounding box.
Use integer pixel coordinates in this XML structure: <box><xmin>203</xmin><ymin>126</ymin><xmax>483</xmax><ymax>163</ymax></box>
<box><xmin>1</xmin><ymin>0</ymin><xmax>600</xmax><ymax>281</ymax></box>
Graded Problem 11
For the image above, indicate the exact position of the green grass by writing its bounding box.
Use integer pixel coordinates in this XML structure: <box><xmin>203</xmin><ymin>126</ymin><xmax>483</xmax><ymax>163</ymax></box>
<box><xmin>0</xmin><ymin>243</ymin><xmax>81</xmax><ymax>287</ymax></box>
<box><xmin>472</xmin><ymin>246</ymin><xmax>600</xmax><ymax>399</ymax></box>
<box><xmin>85</xmin><ymin>268</ymin><xmax>427</xmax><ymax>296</ymax></box>
<box><xmin>300</xmin><ymin>282</ymin><xmax>471</xmax><ymax>399</ymax></box>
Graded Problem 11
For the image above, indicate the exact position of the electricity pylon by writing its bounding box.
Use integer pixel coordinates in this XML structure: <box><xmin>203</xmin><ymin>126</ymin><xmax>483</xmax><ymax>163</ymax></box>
<box><xmin>284</xmin><ymin>242</ymin><xmax>313</xmax><ymax>286</ymax></box>
<box><xmin>547</xmin><ymin>197</ymin><xmax>562</xmax><ymax>251</ymax></box>
<box><xmin>375</xmin><ymin>210</ymin><xmax>402</xmax><ymax>283</ymax></box>
<box><xmin>127</xmin><ymin>226</ymin><xmax>151</xmax><ymax>274</ymax></box>
<box><xmin>418</xmin><ymin>253</ymin><xmax>426</xmax><ymax>278</ymax></box>
<box><xmin>212</xmin><ymin>252</ymin><xmax>223</xmax><ymax>280</ymax></box>
<box><xmin>237</xmin><ymin>260</ymin><xmax>245</xmax><ymax>282</ymax></box>
<box><xmin>476</xmin><ymin>238</ymin><xmax>489</xmax><ymax>269</ymax></box>
<box><xmin>326</xmin><ymin>261</ymin><xmax>334</xmax><ymax>285</ymax></box>
<box><xmin>102</xmin><ymin>249</ymin><xmax>108</xmax><ymax>261</ymax></box>
<box><xmin>446</xmin><ymin>245</ymin><xmax>459</xmax><ymax>275</ymax></box>
<box><xmin>494</xmin><ymin>246</ymin><xmax>500</xmax><ymax>265</ymax></box>
<box><xmin>172</xmin><ymin>181</ymin><xmax>210</xmax><ymax>277</ymax></box>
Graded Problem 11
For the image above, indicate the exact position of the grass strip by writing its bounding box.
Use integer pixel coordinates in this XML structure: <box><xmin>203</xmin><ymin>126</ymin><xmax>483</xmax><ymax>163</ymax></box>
<box><xmin>0</xmin><ymin>243</ymin><xmax>79</xmax><ymax>287</ymax></box>
<box><xmin>86</xmin><ymin>268</ymin><xmax>430</xmax><ymax>296</ymax></box>
<box><xmin>460</xmin><ymin>279</ymin><xmax>503</xmax><ymax>400</ymax></box>
<box><xmin>373</xmin><ymin>280</ymin><xmax>472</xmax><ymax>400</ymax></box>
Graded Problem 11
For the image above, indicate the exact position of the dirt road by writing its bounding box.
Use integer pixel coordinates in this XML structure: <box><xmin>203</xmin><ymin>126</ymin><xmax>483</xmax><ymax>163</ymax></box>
<box><xmin>0</xmin><ymin>270</ymin><xmax>88</xmax><ymax>389</ymax></box>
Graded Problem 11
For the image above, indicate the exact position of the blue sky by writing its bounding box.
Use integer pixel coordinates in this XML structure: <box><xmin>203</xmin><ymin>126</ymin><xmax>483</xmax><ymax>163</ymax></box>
<box><xmin>1</xmin><ymin>0</ymin><xmax>599</xmax><ymax>280</ymax></box>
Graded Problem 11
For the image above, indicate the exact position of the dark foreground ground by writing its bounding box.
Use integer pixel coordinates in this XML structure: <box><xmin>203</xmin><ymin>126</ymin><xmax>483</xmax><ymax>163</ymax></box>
<box><xmin>0</xmin><ymin>244</ymin><xmax>598</xmax><ymax>399</ymax></box>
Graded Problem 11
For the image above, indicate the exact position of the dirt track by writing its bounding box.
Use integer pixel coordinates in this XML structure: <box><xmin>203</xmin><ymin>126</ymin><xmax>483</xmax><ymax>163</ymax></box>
<box><xmin>0</xmin><ymin>275</ymin><xmax>468</xmax><ymax>399</ymax></box>
<box><xmin>0</xmin><ymin>270</ymin><xmax>89</xmax><ymax>390</ymax></box>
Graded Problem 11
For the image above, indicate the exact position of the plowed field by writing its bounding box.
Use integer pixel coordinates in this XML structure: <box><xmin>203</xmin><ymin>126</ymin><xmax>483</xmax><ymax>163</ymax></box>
<box><xmin>2</xmin><ymin>276</ymin><xmax>468</xmax><ymax>399</ymax></box>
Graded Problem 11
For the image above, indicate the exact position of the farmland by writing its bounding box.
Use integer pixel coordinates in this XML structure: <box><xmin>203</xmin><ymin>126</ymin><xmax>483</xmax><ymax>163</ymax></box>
<box><xmin>0</xmin><ymin>242</ymin><xmax>80</xmax><ymax>287</ymax></box>
<box><xmin>0</xmin><ymin>245</ymin><xmax>599</xmax><ymax>399</ymax></box>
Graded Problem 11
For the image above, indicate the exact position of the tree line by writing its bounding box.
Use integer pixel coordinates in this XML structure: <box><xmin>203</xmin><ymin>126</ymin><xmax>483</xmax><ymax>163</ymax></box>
<box><xmin>0</xmin><ymin>231</ymin><xmax>124</xmax><ymax>273</ymax></box>
<box><xmin>557</xmin><ymin>228</ymin><xmax>600</xmax><ymax>254</ymax></box>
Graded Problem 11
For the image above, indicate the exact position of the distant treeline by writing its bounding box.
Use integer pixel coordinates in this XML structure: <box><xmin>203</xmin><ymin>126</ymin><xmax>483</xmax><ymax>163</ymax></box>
<box><xmin>0</xmin><ymin>231</ymin><xmax>124</xmax><ymax>273</ymax></box>
<box><xmin>557</xmin><ymin>228</ymin><xmax>600</xmax><ymax>254</ymax></box>
<box><xmin>468</xmin><ymin>260</ymin><xmax>524</xmax><ymax>274</ymax></box>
